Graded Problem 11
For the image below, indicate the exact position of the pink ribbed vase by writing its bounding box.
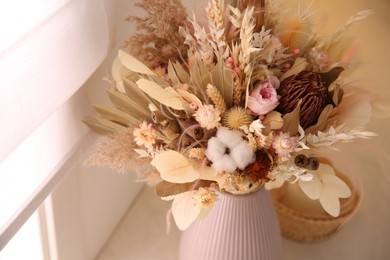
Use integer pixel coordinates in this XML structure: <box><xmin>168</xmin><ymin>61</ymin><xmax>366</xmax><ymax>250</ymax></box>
<box><xmin>179</xmin><ymin>188</ymin><xmax>282</xmax><ymax>260</ymax></box>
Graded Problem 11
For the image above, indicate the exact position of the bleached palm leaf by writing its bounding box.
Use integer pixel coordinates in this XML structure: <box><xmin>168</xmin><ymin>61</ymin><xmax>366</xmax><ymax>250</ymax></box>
<box><xmin>83</xmin><ymin>116</ymin><xmax>127</xmax><ymax>135</ymax></box>
<box><xmin>93</xmin><ymin>104</ymin><xmax>140</xmax><ymax>126</ymax></box>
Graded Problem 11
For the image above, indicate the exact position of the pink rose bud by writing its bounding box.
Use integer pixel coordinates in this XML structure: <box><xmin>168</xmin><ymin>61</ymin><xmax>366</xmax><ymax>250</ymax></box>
<box><xmin>247</xmin><ymin>76</ymin><xmax>280</xmax><ymax>116</ymax></box>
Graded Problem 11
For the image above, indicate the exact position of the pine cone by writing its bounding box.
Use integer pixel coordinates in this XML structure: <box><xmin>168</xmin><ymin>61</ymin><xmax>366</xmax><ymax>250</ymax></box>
<box><xmin>276</xmin><ymin>68</ymin><xmax>343</xmax><ymax>129</ymax></box>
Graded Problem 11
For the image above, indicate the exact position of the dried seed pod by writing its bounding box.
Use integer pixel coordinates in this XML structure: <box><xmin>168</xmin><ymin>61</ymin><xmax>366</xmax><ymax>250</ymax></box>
<box><xmin>276</xmin><ymin>67</ymin><xmax>344</xmax><ymax>129</ymax></box>
<box><xmin>294</xmin><ymin>154</ymin><xmax>308</xmax><ymax>168</ymax></box>
<box><xmin>307</xmin><ymin>157</ymin><xmax>319</xmax><ymax>170</ymax></box>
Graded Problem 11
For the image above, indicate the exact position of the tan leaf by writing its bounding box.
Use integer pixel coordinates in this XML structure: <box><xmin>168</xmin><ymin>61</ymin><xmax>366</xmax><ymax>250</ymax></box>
<box><xmin>305</xmin><ymin>105</ymin><xmax>334</xmax><ymax>134</ymax></box>
<box><xmin>280</xmin><ymin>100</ymin><xmax>301</xmax><ymax>136</ymax></box>
<box><xmin>173</xmin><ymin>61</ymin><xmax>190</xmax><ymax>83</ymax></box>
<box><xmin>106</xmin><ymin>89</ymin><xmax>151</xmax><ymax>120</ymax></box>
<box><xmin>263</xmin><ymin>111</ymin><xmax>284</xmax><ymax>130</ymax></box>
<box><xmin>118</xmin><ymin>49</ymin><xmax>156</xmax><ymax>76</ymax></box>
<box><xmin>279</xmin><ymin>57</ymin><xmax>307</xmax><ymax>82</ymax></box>
<box><xmin>93</xmin><ymin>104</ymin><xmax>139</xmax><ymax>126</ymax></box>
<box><xmin>83</xmin><ymin>116</ymin><xmax>126</xmax><ymax>135</ymax></box>
<box><xmin>155</xmin><ymin>180</ymin><xmax>214</xmax><ymax>197</ymax></box>
<box><xmin>151</xmin><ymin>150</ymin><xmax>199</xmax><ymax>183</ymax></box>
<box><xmin>210</xmin><ymin>58</ymin><xmax>234</xmax><ymax>108</ymax></box>
<box><xmin>168</xmin><ymin>61</ymin><xmax>181</xmax><ymax>85</ymax></box>
<box><xmin>137</xmin><ymin>78</ymin><xmax>185</xmax><ymax>110</ymax></box>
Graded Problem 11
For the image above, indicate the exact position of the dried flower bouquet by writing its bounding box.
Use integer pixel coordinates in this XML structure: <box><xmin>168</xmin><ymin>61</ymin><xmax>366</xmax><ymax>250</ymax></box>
<box><xmin>85</xmin><ymin>0</ymin><xmax>376</xmax><ymax>230</ymax></box>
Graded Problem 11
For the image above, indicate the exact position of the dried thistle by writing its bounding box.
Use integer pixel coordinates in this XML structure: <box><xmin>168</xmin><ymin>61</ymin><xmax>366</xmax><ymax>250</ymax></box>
<box><xmin>125</xmin><ymin>0</ymin><xmax>192</xmax><ymax>67</ymax></box>
<box><xmin>86</xmin><ymin>128</ymin><xmax>149</xmax><ymax>174</ymax></box>
<box><xmin>206</xmin><ymin>83</ymin><xmax>227</xmax><ymax>114</ymax></box>
<box><xmin>223</xmin><ymin>106</ymin><xmax>253</xmax><ymax>130</ymax></box>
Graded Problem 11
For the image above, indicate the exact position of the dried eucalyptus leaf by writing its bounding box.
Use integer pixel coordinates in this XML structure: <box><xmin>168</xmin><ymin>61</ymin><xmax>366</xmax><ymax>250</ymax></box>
<box><xmin>93</xmin><ymin>104</ymin><xmax>139</xmax><ymax>126</ymax></box>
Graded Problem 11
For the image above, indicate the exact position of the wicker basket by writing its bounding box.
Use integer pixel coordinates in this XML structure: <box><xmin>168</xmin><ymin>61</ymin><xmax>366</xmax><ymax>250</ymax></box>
<box><xmin>271</xmin><ymin>173</ymin><xmax>361</xmax><ymax>242</ymax></box>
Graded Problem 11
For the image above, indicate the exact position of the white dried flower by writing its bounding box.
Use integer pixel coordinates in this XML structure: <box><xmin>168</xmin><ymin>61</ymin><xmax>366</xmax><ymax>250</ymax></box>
<box><xmin>133</xmin><ymin>121</ymin><xmax>157</xmax><ymax>149</ymax></box>
<box><xmin>205</xmin><ymin>127</ymin><xmax>256</xmax><ymax>173</ymax></box>
<box><xmin>272</xmin><ymin>132</ymin><xmax>298</xmax><ymax>157</ymax></box>
<box><xmin>194</xmin><ymin>104</ymin><xmax>221</xmax><ymax>129</ymax></box>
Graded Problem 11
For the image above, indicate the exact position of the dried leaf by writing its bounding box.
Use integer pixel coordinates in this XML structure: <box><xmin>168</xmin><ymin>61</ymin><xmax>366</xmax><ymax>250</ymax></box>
<box><xmin>168</xmin><ymin>61</ymin><xmax>181</xmax><ymax>85</ymax></box>
<box><xmin>155</xmin><ymin>180</ymin><xmax>214</xmax><ymax>197</ymax></box>
<box><xmin>93</xmin><ymin>104</ymin><xmax>139</xmax><ymax>126</ymax></box>
<box><xmin>176</xmin><ymin>89</ymin><xmax>203</xmax><ymax>108</ymax></box>
<box><xmin>305</xmin><ymin>105</ymin><xmax>333</xmax><ymax>134</ymax></box>
<box><xmin>279</xmin><ymin>58</ymin><xmax>307</xmax><ymax>82</ymax></box>
<box><xmin>151</xmin><ymin>150</ymin><xmax>199</xmax><ymax>183</ymax></box>
<box><xmin>173</xmin><ymin>62</ymin><xmax>190</xmax><ymax>83</ymax></box>
<box><xmin>263</xmin><ymin>111</ymin><xmax>284</xmax><ymax>130</ymax></box>
<box><xmin>106</xmin><ymin>89</ymin><xmax>151</xmax><ymax>120</ymax></box>
<box><xmin>210</xmin><ymin>58</ymin><xmax>234</xmax><ymax>107</ymax></box>
<box><xmin>172</xmin><ymin>191</ymin><xmax>201</xmax><ymax>230</ymax></box>
<box><xmin>136</xmin><ymin>78</ymin><xmax>185</xmax><ymax>110</ymax></box>
<box><xmin>298</xmin><ymin>164</ymin><xmax>351</xmax><ymax>217</ymax></box>
<box><xmin>83</xmin><ymin>116</ymin><xmax>126</xmax><ymax>135</ymax></box>
<box><xmin>122</xmin><ymin>77</ymin><xmax>151</xmax><ymax>107</ymax></box>
<box><xmin>280</xmin><ymin>100</ymin><xmax>301</xmax><ymax>136</ymax></box>
<box><xmin>118</xmin><ymin>49</ymin><xmax>156</xmax><ymax>76</ymax></box>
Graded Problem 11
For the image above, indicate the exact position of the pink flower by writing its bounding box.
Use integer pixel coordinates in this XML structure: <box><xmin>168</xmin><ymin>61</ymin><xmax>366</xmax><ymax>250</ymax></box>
<box><xmin>247</xmin><ymin>76</ymin><xmax>280</xmax><ymax>116</ymax></box>
<box><xmin>133</xmin><ymin>121</ymin><xmax>157</xmax><ymax>149</ymax></box>
<box><xmin>272</xmin><ymin>132</ymin><xmax>298</xmax><ymax>157</ymax></box>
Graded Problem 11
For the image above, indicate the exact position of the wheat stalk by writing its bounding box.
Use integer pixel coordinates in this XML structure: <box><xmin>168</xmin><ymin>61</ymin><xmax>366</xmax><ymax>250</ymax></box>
<box><xmin>207</xmin><ymin>83</ymin><xmax>227</xmax><ymax>114</ymax></box>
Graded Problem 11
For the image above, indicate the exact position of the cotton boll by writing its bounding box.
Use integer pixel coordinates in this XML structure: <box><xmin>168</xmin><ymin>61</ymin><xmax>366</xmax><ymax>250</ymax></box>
<box><xmin>216</xmin><ymin>127</ymin><xmax>243</xmax><ymax>148</ymax></box>
<box><xmin>205</xmin><ymin>137</ymin><xmax>225</xmax><ymax>162</ymax></box>
<box><xmin>211</xmin><ymin>154</ymin><xmax>237</xmax><ymax>173</ymax></box>
<box><xmin>230</xmin><ymin>140</ymin><xmax>256</xmax><ymax>170</ymax></box>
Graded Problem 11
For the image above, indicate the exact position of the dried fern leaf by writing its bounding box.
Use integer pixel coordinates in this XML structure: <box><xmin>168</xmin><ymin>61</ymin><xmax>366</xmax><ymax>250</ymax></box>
<box><xmin>93</xmin><ymin>104</ymin><xmax>140</xmax><ymax>126</ymax></box>
<box><xmin>106</xmin><ymin>89</ymin><xmax>151</xmax><ymax>120</ymax></box>
<box><xmin>83</xmin><ymin>116</ymin><xmax>126</xmax><ymax>135</ymax></box>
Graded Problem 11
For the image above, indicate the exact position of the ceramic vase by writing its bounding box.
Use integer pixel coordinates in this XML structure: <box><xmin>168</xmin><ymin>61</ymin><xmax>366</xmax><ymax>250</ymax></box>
<box><xmin>179</xmin><ymin>188</ymin><xmax>282</xmax><ymax>260</ymax></box>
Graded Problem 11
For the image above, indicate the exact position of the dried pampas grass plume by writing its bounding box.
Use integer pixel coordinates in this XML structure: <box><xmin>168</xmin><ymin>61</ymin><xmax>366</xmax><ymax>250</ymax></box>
<box><xmin>86</xmin><ymin>128</ymin><xmax>149</xmax><ymax>174</ymax></box>
<box><xmin>223</xmin><ymin>107</ymin><xmax>253</xmax><ymax>130</ymax></box>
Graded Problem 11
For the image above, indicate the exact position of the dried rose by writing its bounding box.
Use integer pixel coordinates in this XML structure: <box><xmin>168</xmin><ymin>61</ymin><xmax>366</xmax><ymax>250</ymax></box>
<box><xmin>247</xmin><ymin>76</ymin><xmax>280</xmax><ymax>116</ymax></box>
